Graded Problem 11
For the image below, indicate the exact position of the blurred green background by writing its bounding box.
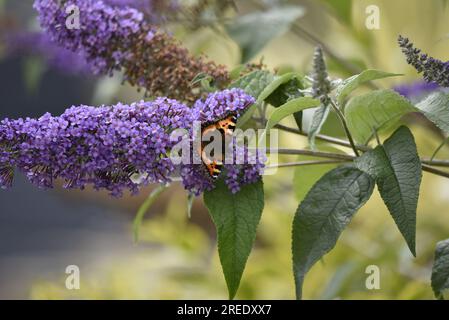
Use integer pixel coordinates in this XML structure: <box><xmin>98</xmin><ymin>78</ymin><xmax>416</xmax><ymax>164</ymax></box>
<box><xmin>1</xmin><ymin>0</ymin><xmax>449</xmax><ymax>299</ymax></box>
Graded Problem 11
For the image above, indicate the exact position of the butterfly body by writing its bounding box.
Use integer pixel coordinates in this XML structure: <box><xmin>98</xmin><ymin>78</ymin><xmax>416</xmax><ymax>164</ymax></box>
<box><xmin>198</xmin><ymin>113</ymin><xmax>238</xmax><ymax>180</ymax></box>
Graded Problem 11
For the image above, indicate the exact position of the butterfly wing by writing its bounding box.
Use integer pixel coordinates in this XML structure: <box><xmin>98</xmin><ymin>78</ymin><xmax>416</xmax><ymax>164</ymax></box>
<box><xmin>199</xmin><ymin>113</ymin><xmax>237</xmax><ymax>180</ymax></box>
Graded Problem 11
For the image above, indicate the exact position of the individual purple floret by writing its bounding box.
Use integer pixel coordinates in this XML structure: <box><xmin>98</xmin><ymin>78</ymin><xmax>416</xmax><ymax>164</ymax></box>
<box><xmin>0</xmin><ymin>98</ymin><xmax>191</xmax><ymax>196</ymax></box>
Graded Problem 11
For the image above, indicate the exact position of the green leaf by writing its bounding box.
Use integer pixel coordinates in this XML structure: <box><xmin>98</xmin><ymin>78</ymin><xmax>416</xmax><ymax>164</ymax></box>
<box><xmin>263</xmin><ymin>97</ymin><xmax>320</xmax><ymax>138</ymax></box>
<box><xmin>133</xmin><ymin>184</ymin><xmax>168</xmax><ymax>243</ymax></box>
<box><xmin>292</xmin><ymin>166</ymin><xmax>374</xmax><ymax>299</ymax></box>
<box><xmin>292</xmin><ymin>145</ymin><xmax>342</xmax><ymax>202</ymax></box>
<box><xmin>345</xmin><ymin>89</ymin><xmax>416</xmax><ymax>144</ymax></box>
<box><xmin>308</xmin><ymin>105</ymin><xmax>330</xmax><ymax>150</ymax></box>
<box><xmin>204</xmin><ymin>179</ymin><xmax>264</xmax><ymax>299</ymax></box>
<box><xmin>230</xmin><ymin>70</ymin><xmax>274</xmax><ymax>98</ymax></box>
<box><xmin>355</xmin><ymin>126</ymin><xmax>421</xmax><ymax>256</ymax></box>
<box><xmin>336</xmin><ymin>69</ymin><xmax>402</xmax><ymax>105</ymax></box>
<box><xmin>293</xmin><ymin>111</ymin><xmax>303</xmax><ymax>132</ymax></box>
<box><xmin>226</xmin><ymin>6</ymin><xmax>305</xmax><ymax>63</ymax></box>
<box><xmin>431</xmin><ymin>238</ymin><xmax>449</xmax><ymax>300</ymax></box>
<box><xmin>257</xmin><ymin>72</ymin><xmax>302</xmax><ymax>104</ymax></box>
<box><xmin>416</xmin><ymin>91</ymin><xmax>449</xmax><ymax>134</ymax></box>
<box><xmin>230</xmin><ymin>70</ymin><xmax>274</xmax><ymax>128</ymax></box>
<box><xmin>262</xmin><ymin>73</ymin><xmax>305</xmax><ymax>130</ymax></box>
<box><xmin>264</xmin><ymin>76</ymin><xmax>304</xmax><ymax>108</ymax></box>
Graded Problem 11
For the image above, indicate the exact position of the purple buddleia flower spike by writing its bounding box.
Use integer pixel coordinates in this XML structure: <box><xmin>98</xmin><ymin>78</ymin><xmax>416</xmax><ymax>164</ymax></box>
<box><xmin>33</xmin><ymin>0</ymin><xmax>229</xmax><ymax>102</ymax></box>
<box><xmin>0</xmin><ymin>98</ymin><xmax>191</xmax><ymax>197</ymax></box>
<box><xmin>0</xmin><ymin>89</ymin><xmax>263</xmax><ymax>196</ymax></box>
<box><xmin>33</xmin><ymin>0</ymin><xmax>146</xmax><ymax>75</ymax></box>
<box><xmin>398</xmin><ymin>35</ymin><xmax>449</xmax><ymax>87</ymax></box>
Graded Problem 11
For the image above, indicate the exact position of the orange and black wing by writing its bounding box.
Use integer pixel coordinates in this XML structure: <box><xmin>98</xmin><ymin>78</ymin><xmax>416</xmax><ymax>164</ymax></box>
<box><xmin>204</xmin><ymin>159</ymin><xmax>223</xmax><ymax>180</ymax></box>
<box><xmin>216</xmin><ymin>114</ymin><xmax>237</xmax><ymax>136</ymax></box>
<box><xmin>198</xmin><ymin>113</ymin><xmax>237</xmax><ymax>180</ymax></box>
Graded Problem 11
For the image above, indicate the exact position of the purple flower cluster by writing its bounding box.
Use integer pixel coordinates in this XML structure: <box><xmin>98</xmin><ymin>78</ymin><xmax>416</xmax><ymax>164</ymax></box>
<box><xmin>4</xmin><ymin>31</ymin><xmax>91</xmax><ymax>75</ymax></box>
<box><xmin>0</xmin><ymin>89</ymin><xmax>263</xmax><ymax>196</ymax></box>
<box><xmin>34</xmin><ymin>0</ymin><xmax>148</xmax><ymax>75</ymax></box>
<box><xmin>224</xmin><ymin>144</ymin><xmax>266</xmax><ymax>194</ymax></box>
<box><xmin>398</xmin><ymin>35</ymin><xmax>449</xmax><ymax>87</ymax></box>
<box><xmin>0</xmin><ymin>99</ymin><xmax>191</xmax><ymax>196</ymax></box>
<box><xmin>180</xmin><ymin>89</ymin><xmax>264</xmax><ymax>195</ymax></box>
<box><xmin>33</xmin><ymin>0</ymin><xmax>230</xmax><ymax>102</ymax></box>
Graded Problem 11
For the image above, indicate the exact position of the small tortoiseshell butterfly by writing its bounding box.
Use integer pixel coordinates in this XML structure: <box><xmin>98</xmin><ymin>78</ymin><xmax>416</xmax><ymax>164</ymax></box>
<box><xmin>198</xmin><ymin>114</ymin><xmax>238</xmax><ymax>180</ymax></box>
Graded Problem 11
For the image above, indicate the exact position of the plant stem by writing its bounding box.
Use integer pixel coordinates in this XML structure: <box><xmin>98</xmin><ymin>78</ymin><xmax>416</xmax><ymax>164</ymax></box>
<box><xmin>269</xmin><ymin>155</ymin><xmax>449</xmax><ymax>178</ymax></box>
<box><xmin>268</xmin><ymin>125</ymin><xmax>449</xmax><ymax>179</ymax></box>
<box><xmin>267</xmin><ymin>159</ymin><xmax>349</xmax><ymax>169</ymax></box>
<box><xmin>273</xmin><ymin>123</ymin><xmax>369</xmax><ymax>151</ymax></box>
<box><xmin>329</xmin><ymin>100</ymin><xmax>360</xmax><ymax>156</ymax></box>
<box><xmin>252</xmin><ymin>117</ymin><xmax>370</xmax><ymax>152</ymax></box>
<box><xmin>258</xmin><ymin>114</ymin><xmax>449</xmax><ymax>179</ymax></box>
<box><xmin>430</xmin><ymin>137</ymin><xmax>449</xmax><ymax>160</ymax></box>
<box><xmin>267</xmin><ymin>148</ymin><xmax>355</xmax><ymax>161</ymax></box>
<box><xmin>422</xmin><ymin>164</ymin><xmax>449</xmax><ymax>179</ymax></box>
<box><xmin>421</xmin><ymin>159</ymin><xmax>449</xmax><ymax>167</ymax></box>
<box><xmin>272</xmin><ymin>123</ymin><xmax>449</xmax><ymax>164</ymax></box>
